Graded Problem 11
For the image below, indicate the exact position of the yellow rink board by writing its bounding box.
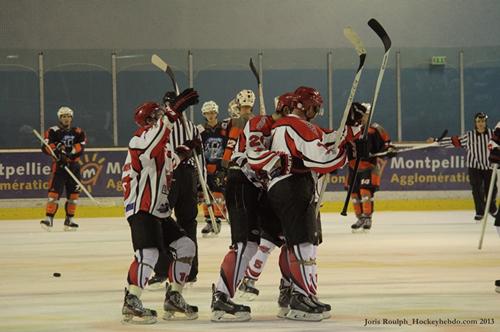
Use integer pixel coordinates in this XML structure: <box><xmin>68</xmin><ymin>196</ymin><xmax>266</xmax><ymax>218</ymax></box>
<box><xmin>0</xmin><ymin>199</ymin><xmax>483</xmax><ymax>220</ymax></box>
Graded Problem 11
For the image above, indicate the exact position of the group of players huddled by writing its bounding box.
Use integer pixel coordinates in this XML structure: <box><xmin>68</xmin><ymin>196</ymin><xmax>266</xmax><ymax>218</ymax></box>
<box><xmin>38</xmin><ymin>84</ymin><xmax>500</xmax><ymax>324</ymax></box>
<box><xmin>117</xmin><ymin>85</ymin><xmax>398</xmax><ymax>324</ymax></box>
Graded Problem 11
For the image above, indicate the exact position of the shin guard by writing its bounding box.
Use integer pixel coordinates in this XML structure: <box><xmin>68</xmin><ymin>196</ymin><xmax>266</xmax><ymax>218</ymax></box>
<box><xmin>127</xmin><ymin>248</ymin><xmax>159</xmax><ymax>289</ymax></box>
<box><xmin>288</xmin><ymin>243</ymin><xmax>316</xmax><ymax>296</ymax></box>
<box><xmin>168</xmin><ymin>236</ymin><xmax>195</xmax><ymax>286</ymax></box>
<box><xmin>245</xmin><ymin>239</ymin><xmax>276</xmax><ymax>280</ymax></box>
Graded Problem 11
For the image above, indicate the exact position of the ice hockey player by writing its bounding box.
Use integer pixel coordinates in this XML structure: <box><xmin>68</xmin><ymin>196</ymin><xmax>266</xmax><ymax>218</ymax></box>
<box><xmin>198</xmin><ymin>100</ymin><xmax>229</xmax><ymax>236</ymax></box>
<box><xmin>40</xmin><ymin>106</ymin><xmax>86</xmax><ymax>231</ymax></box>
<box><xmin>267</xmin><ymin>86</ymin><xmax>362</xmax><ymax>321</ymax></box>
<box><xmin>210</xmin><ymin>89</ymin><xmax>258</xmax><ymax>322</ymax></box>
<box><xmin>487</xmin><ymin>120</ymin><xmax>500</xmax><ymax>293</ymax></box>
<box><xmin>121</xmin><ymin>89</ymin><xmax>200</xmax><ymax>324</ymax></box>
<box><xmin>237</xmin><ymin>93</ymin><xmax>297</xmax><ymax>316</ymax></box>
<box><xmin>345</xmin><ymin>102</ymin><xmax>395</xmax><ymax>232</ymax></box>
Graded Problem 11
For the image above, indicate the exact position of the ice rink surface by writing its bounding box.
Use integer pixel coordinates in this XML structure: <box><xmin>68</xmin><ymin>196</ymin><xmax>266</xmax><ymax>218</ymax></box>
<box><xmin>0</xmin><ymin>211</ymin><xmax>499</xmax><ymax>332</ymax></box>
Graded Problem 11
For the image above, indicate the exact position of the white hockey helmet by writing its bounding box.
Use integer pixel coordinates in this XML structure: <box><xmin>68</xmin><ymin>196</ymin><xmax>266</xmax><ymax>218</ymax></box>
<box><xmin>361</xmin><ymin>102</ymin><xmax>372</xmax><ymax>113</ymax></box>
<box><xmin>57</xmin><ymin>106</ymin><xmax>74</xmax><ymax>118</ymax></box>
<box><xmin>227</xmin><ymin>98</ymin><xmax>240</xmax><ymax>118</ymax></box>
<box><xmin>236</xmin><ymin>89</ymin><xmax>255</xmax><ymax>108</ymax></box>
<box><xmin>201</xmin><ymin>100</ymin><xmax>219</xmax><ymax>115</ymax></box>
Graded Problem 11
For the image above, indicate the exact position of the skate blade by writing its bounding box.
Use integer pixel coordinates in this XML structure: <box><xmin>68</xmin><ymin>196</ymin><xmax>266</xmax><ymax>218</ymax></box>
<box><xmin>276</xmin><ymin>307</ymin><xmax>289</xmax><ymax>318</ymax></box>
<box><xmin>210</xmin><ymin>310</ymin><xmax>251</xmax><ymax>322</ymax></box>
<box><xmin>322</xmin><ymin>310</ymin><xmax>332</xmax><ymax>320</ymax></box>
<box><xmin>236</xmin><ymin>290</ymin><xmax>258</xmax><ymax>301</ymax></box>
<box><xmin>41</xmin><ymin>225</ymin><xmax>53</xmax><ymax>232</ymax></box>
<box><xmin>146</xmin><ymin>282</ymin><xmax>166</xmax><ymax>291</ymax></box>
<box><xmin>362</xmin><ymin>228</ymin><xmax>371</xmax><ymax>233</ymax></box>
<box><xmin>122</xmin><ymin>314</ymin><xmax>157</xmax><ymax>325</ymax></box>
<box><xmin>351</xmin><ymin>228</ymin><xmax>364</xmax><ymax>234</ymax></box>
<box><xmin>285</xmin><ymin>309</ymin><xmax>323</xmax><ymax>322</ymax></box>
<box><xmin>64</xmin><ymin>226</ymin><xmax>77</xmax><ymax>232</ymax></box>
<box><xmin>202</xmin><ymin>232</ymin><xmax>218</xmax><ymax>238</ymax></box>
<box><xmin>163</xmin><ymin>310</ymin><xmax>198</xmax><ymax>321</ymax></box>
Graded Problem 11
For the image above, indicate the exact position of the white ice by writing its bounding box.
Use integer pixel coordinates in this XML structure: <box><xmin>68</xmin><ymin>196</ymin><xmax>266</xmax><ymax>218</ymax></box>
<box><xmin>0</xmin><ymin>211</ymin><xmax>499</xmax><ymax>332</ymax></box>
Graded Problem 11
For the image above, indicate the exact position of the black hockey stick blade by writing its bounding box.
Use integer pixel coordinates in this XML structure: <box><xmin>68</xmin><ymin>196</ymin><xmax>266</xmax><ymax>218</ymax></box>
<box><xmin>249</xmin><ymin>58</ymin><xmax>260</xmax><ymax>84</ymax></box>
<box><xmin>368</xmin><ymin>18</ymin><xmax>391</xmax><ymax>51</ymax></box>
<box><xmin>436</xmin><ymin>129</ymin><xmax>448</xmax><ymax>142</ymax></box>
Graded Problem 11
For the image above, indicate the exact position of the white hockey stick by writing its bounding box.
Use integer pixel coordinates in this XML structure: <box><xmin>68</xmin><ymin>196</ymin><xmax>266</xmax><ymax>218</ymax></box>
<box><xmin>371</xmin><ymin>129</ymin><xmax>448</xmax><ymax>157</ymax></box>
<box><xmin>341</xmin><ymin>18</ymin><xmax>391</xmax><ymax>216</ymax></box>
<box><xmin>315</xmin><ymin>26</ymin><xmax>366</xmax><ymax>218</ymax></box>
<box><xmin>249</xmin><ymin>57</ymin><xmax>266</xmax><ymax>115</ymax></box>
<box><xmin>478</xmin><ymin>163</ymin><xmax>498</xmax><ymax>250</ymax></box>
<box><xmin>151</xmin><ymin>54</ymin><xmax>219</xmax><ymax>233</ymax></box>
<box><xmin>32</xmin><ymin>129</ymin><xmax>100</xmax><ymax>205</ymax></box>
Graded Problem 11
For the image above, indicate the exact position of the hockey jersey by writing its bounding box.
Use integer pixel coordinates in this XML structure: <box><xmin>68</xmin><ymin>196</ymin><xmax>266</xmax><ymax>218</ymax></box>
<box><xmin>122</xmin><ymin>116</ymin><xmax>179</xmax><ymax>219</ymax></box>
<box><xmin>268</xmin><ymin>114</ymin><xmax>349</xmax><ymax>189</ymax></box>
<box><xmin>200</xmin><ymin>121</ymin><xmax>229</xmax><ymax>174</ymax></box>
<box><xmin>347</xmin><ymin>123</ymin><xmax>392</xmax><ymax>170</ymax></box>
<box><xmin>42</xmin><ymin>126</ymin><xmax>86</xmax><ymax>163</ymax></box>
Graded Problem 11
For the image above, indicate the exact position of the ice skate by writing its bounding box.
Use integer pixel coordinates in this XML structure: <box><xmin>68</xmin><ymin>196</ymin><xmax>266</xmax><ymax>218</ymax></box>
<box><xmin>237</xmin><ymin>277</ymin><xmax>259</xmax><ymax>301</ymax></box>
<box><xmin>163</xmin><ymin>284</ymin><xmax>198</xmax><ymax>320</ymax></box>
<box><xmin>63</xmin><ymin>217</ymin><xmax>78</xmax><ymax>231</ymax></box>
<box><xmin>40</xmin><ymin>217</ymin><xmax>53</xmax><ymax>232</ymax></box>
<box><xmin>285</xmin><ymin>291</ymin><xmax>323</xmax><ymax>322</ymax></box>
<box><xmin>276</xmin><ymin>279</ymin><xmax>292</xmax><ymax>318</ymax></box>
<box><xmin>122</xmin><ymin>288</ymin><xmax>157</xmax><ymax>324</ymax></box>
<box><xmin>362</xmin><ymin>217</ymin><xmax>372</xmax><ymax>232</ymax></box>
<box><xmin>147</xmin><ymin>274</ymin><xmax>167</xmax><ymax>291</ymax></box>
<box><xmin>310</xmin><ymin>295</ymin><xmax>332</xmax><ymax>319</ymax></box>
<box><xmin>210</xmin><ymin>284</ymin><xmax>251</xmax><ymax>322</ymax></box>
<box><xmin>474</xmin><ymin>214</ymin><xmax>483</xmax><ymax>222</ymax></box>
<box><xmin>495</xmin><ymin>280</ymin><xmax>500</xmax><ymax>294</ymax></box>
<box><xmin>351</xmin><ymin>218</ymin><xmax>366</xmax><ymax>233</ymax></box>
<box><xmin>201</xmin><ymin>221</ymin><xmax>215</xmax><ymax>238</ymax></box>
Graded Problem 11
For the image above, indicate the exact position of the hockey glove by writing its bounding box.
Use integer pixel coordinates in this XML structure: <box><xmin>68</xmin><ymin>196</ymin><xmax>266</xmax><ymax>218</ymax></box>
<box><xmin>175</xmin><ymin>145</ymin><xmax>193</xmax><ymax>161</ymax></box>
<box><xmin>170</xmin><ymin>88</ymin><xmax>199</xmax><ymax>114</ymax></box>
<box><xmin>489</xmin><ymin>148</ymin><xmax>500</xmax><ymax>165</ymax></box>
<box><xmin>355</xmin><ymin>138</ymin><xmax>369</xmax><ymax>159</ymax></box>
<box><xmin>385</xmin><ymin>145</ymin><xmax>398</xmax><ymax>158</ymax></box>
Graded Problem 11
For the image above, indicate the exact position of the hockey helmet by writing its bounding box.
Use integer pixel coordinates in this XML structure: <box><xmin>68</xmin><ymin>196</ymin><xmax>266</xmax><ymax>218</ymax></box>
<box><xmin>474</xmin><ymin>112</ymin><xmax>488</xmax><ymax>121</ymax></box>
<box><xmin>134</xmin><ymin>102</ymin><xmax>162</xmax><ymax>127</ymax></box>
<box><xmin>201</xmin><ymin>100</ymin><xmax>219</xmax><ymax>115</ymax></box>
<box><xmin>162</xmin><ymin>91</ymin><xmax>177</xmax><ymax>106</ymax></box>
<box><xmin>236</xmin><ymin>89</ymin><xmax>255</xmax><ymax>108</ymax></box>
<box><xmin>275</xmin><ymin>92</ymin><xmax>297</xmax><ymax>114</ymax></box>
<box><xmin>227</xmin><ymin>98</ymin><xmax>240</xmax><ymax>118</ymax></box>
<box><xmin>57</xmin><ymin>106</ymin><xmax>74</xmax><ymax>118</ymax></box>
<box><xmin>293</xmin><ymin>86</ymin><xmax>323</xmax><ymax>112</ymax></box>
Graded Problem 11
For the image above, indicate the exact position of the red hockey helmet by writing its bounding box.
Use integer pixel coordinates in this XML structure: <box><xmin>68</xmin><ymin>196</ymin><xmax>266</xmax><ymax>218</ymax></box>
<box><xmin>275</xmin><ymin>92</ymin><xmax>297</xmax><ymax>114</ymax></box>
<box><xmin>293</xmin><ymin>86</ymin><xmax>323</xmax><ymax>111</ymax></box>
<box><xmin>134</xmin><ymin>102</ymin><xmax>162</xmax><ymax>127</ymax></box>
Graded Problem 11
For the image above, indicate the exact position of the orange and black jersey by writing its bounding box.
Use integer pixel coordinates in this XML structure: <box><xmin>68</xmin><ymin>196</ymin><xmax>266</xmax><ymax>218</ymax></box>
<box><xmin>200</xmin><ymin>121</ymin><xmax>229</xmax><ymax>174</ymax></box>
<box><xmin>347</xmin><ymin>123</ymin><xmax>391</xmax><ymax>169</ymax></box>
<box><xmin>42</xmin><ymin>125</ymin><xmax>86</xmax><ymax>162</ymax></box>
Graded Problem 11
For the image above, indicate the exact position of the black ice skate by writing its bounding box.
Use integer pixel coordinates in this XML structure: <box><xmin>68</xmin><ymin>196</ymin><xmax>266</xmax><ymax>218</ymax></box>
<box><xmin>310</xmin><ymin>295</ymin><xmax>332</xmax><ymax>319</ymax></box>
<box><xmin>237</xmin><ymin>276</ymin><xmax>259</xmax><ymax>301</ymax></box>
<box><xmin>285</xmin><ymin>291</ymin><xmax>323</xmax><ymax>322</ymax></box>
<box><xmin>122</xmin><ymin>288</ymin><xmax>157</xmax><ymax>324</ymax></box>
<box><xmin>210</xmin><ymin>284</ymin><xmax>251</xmax><ymax>322</ymax></box>
<box><xmin>40</xmin><ymin>217</ymin><xmax>53</xmax><ymax>231</ymax></box>
<box><xmin>147</xmin><ymin>274</ymin><xmax>167</xmax><ymax>291</ymax></box>
<box><xmin>351</xmin><ymin>218</ymin><xmax>366</xmax><ymax>233</ymax></box>
<box><xmin>362</xmin><ymin>217</ymin><xmax>372</xmax><ymax>231</ymax></box>
<box><xmin>63</xmin><ymin>217</ymin><xmax>78</xmax><ymax>232</ymax></box>
<box><xmin>495</xmin><ymin>280</ymin><xmax>500</xmax><ymax>294</ymax></box>
<box><xmin>277</xmin><ymin>279</ymin><xmax>292</xmax><ymax>318</ymax></box>
<box><xmin>201</xmin><ymin>219</ymin><xmax>222</xmax><ymax>237</ymax></box>
<box><xmin>474</xmin><ymin>214</ymin><xmax>483</xmax><ymax>222</ymax></box>
<box><xmin>163</xmin><ymin>284</ymin><xmax>198</xmax><ymax>320</ymax></box>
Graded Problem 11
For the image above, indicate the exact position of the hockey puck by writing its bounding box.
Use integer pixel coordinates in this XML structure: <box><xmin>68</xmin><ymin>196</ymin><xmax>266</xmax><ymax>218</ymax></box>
<box><xmin>53</xmin><ymin>272</ymin><xmax>61</xmax><ymax>277</ymax></box>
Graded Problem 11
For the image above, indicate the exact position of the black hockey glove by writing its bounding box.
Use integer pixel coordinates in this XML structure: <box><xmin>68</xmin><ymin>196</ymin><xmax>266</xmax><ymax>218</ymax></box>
<box><xmin>214</xmin><ymin>169</ymin><xmax>227</xmax><ymax>188</ymax></box>
<box><xmin>355</xmin><ymin>138</ymin><xmax>369</xmax><ymax>159</ymax></box>
<box><xmin>489</xmin><ymin>148</ymin><xmax>500</xmax><ymax>164</ymax></box>
<box><xmin>385</xmin><ymin>145</ymin><xmax>398</xmax><ymax>158</ymax></box>
<box><xmin>170</xmin><ymin>88</ymin><xmax>199</xmax><ymax>114</ymax></box>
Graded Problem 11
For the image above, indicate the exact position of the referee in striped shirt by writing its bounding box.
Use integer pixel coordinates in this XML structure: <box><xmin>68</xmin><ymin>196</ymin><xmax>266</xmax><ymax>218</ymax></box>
<box><xmin>149</xmin><ymin>92</ymin><xmax>206</xmax><ymax>287</ymax></box>
<box><xmin>435</xmin><ymin>112</ymin><xmax>497</xmax><ymax>220</ymax></box>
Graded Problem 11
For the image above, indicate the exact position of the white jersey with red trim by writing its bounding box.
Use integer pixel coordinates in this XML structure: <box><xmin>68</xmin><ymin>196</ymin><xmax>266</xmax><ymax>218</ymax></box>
<box><xmin>268</xmin><ymin>114</ymin><xmax>349</xmax><ymax>189</ymax></box>
<box><xmin>122</xmin><ymin>116</ymin><xmax>178</xmax><ymax>219</ymax></box>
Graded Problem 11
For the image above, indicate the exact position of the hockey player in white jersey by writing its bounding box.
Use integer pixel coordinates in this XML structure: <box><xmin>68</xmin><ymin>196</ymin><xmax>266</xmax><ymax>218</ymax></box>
<box><xmin>121</xmin><ymin>89</ymin><xmax>200</xmax><ymax>324</ymax></box>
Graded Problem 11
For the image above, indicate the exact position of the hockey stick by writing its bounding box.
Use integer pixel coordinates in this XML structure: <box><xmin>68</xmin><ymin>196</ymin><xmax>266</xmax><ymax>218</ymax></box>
<box><xmin>478</xmin><ymin>163</ymin><xmax>498</xmax><ymax>250</ymax></box>
<box><xmin>371</xmin><ymin>129</ymin><xmax>448</xmax><ymax>157</ymax></box>
<box><xmin>315</xmin><ymin>26</ymin><xmax>367</xmax><ymax>218</ymax></box>
<box><xmin>151</xmin><ymin>54</ymin><xmax>219</xmax><ymax>233</ymax></box>
<box><xmin>207</xmin><ymin>188</ymin><xmax>229</xmax><ymax>223</ymax></box>
<box><xmin>32</xmin><ymin>129</ymin><xmax>100</xmax><ymax>205</ymax></box>
<box><xmin>249</xmin><ymin>57</ymin><xmax>266</xmax><ymax>115</ymax></box>
<box><xmin>341</xmin><ymin>18</ymin><xmax>391</xmax><ymax>216</ymax></box>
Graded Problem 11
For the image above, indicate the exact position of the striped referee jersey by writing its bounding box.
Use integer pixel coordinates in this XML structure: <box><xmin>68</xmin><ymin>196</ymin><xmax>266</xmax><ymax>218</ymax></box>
<box><xmin>169</xmin><ymin>118</ymin><xmax>206</xmax><ymax>174</ymax></box>
<box><xmin>439</xmin><ymin>128</ymin><xmax>493</xmax><ymax>170</ymax></box>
